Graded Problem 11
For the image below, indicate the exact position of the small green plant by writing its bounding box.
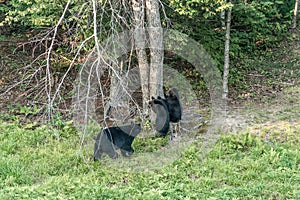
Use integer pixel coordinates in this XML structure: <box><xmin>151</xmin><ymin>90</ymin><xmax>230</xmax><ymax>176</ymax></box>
<box><xmin>7</xmin><ymin>103</ymin><xmax>40</xmax><ymax>116</ymax></box>
<box><xmin>142</xmin><ymin>119</ymin><xmax>152</xmax><ymax>132</ymax></box>
<box><xmin>0</xmin><ymin>113</ymin><xmax>18</xmax><ymax>121</ymax></box>
<box><xmin>133</xmin><ymin>135</ymin><xmax>169</xmax><ymax>153</ymax></box>
<box><xmin>51</xmin><ymin>111</ymin><xmax>65</xmax><ymax>129</ymax></box>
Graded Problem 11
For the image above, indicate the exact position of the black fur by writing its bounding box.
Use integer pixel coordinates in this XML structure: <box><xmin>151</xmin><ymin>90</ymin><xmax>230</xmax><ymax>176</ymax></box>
<box><xmin>94</xmin><ymin>123</ymin><xmax>141</xmax><ymax>160</ymax></box>
<box><xmin>164</xmin><ymin>88</ymin><xmax>182</xmax><ymax>123</ymax></box>
<box><xmin>150</xmin><ymin>96</ymin><xmax>170</xmax><ymax>136</ymax></box>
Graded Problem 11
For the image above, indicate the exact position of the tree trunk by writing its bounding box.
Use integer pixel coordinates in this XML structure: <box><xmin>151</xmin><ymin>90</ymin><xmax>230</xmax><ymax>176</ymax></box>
<box><xmin>293</xmin><ymin>0</ymin><xmax>299</xmax><ymax>29</ymax></box>
<box><xmin>107</xmin><ymin>58</ymin><xmax>125</xmax><ymax>121</ymax></box>
<box><xmin>222</xmin><ymin>1</ymin><xmax>232</xmax><ymax>100</ymax></box>
<box><xmin>146</xmin><ymin>0</ymin><xmax>164</xmax><ymax>98</ymax></box>
<box><xmin>132</xmin><ymin>0</ymin><xmax>150</xmax><ymax>110</ymax></box>
<box><xmin>220</xmin><ymin>10</ymin><xmax>226</xmax><ymax>28</ymax></box>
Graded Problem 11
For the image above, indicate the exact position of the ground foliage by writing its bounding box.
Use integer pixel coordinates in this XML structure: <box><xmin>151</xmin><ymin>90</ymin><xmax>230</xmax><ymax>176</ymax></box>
<box><xmin>0</xmin><ymin>85</ymin><xmax>299</xmax><ymax>199</ymax></box>
<box><xmin>0</xmin><ymin>109</ymin><xmax>299</xmax><ymax>199</ymax></box>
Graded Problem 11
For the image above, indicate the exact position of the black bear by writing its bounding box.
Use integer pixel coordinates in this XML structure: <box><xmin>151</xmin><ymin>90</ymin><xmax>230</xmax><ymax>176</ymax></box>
<box><xmin>150</xmin><ymin>96</ymin><xmax>170</xmax><ymax>136</ymax></box>
<box><xmin>94</xmin><ymin>123</ymin><xmax>141</xmax><ymax>160</ymax></box>
<box><xmin>164</xmin><ymin>87</ymin><xmax>182</xmax><ymax>123</ymax></box>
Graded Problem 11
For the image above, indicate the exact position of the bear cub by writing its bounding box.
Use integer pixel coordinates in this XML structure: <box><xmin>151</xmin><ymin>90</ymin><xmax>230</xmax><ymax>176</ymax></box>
<box><xmin>94</xmin><ymin>123</ymin><xmax>141</xmax><ymax>160</ymax></box>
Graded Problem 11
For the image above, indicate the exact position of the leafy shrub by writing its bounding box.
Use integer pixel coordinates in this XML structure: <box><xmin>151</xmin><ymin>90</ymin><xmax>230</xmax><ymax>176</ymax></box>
<box><xmin>0</xmin><ymin>0</ymin><xmax>66</xmax><ymax>28</ymax></box>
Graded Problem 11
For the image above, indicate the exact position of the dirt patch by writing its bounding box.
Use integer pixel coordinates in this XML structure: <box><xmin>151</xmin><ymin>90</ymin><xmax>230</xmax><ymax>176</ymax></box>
<box><xmin>223</xmin><ymin>86</ymin><xmax>300</xmax><ymax>137</ymax></box>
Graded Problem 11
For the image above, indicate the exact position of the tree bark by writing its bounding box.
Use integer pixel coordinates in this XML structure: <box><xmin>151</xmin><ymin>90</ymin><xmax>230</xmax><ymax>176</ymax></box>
<box><xmin>293</xmin><ymin>0</ymin><xmax>299</xmax><ymax>29</ymax></box>
<box><xmin>146</xmin><ymin>0</ymin><xmax>164</xmax><ymax>98</ymax></box>
<box><xmin>222</xmin><ymin>1</ymin><xmax>232</xmax><ymax>100</ymax></box>
<box><xmin>132</xmin><ymin>0</ymin><xmax>150</xmax><ymax>110</ymax></box>
<box><xmin>220</xmin><ymin>10</ymin><xmax>226</xmax><ymax>28</ymax></box>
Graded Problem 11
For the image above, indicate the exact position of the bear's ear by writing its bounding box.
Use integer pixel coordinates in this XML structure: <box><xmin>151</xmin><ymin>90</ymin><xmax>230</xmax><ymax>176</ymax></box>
<box><xmin>157</xmin><ymin>96</ymin><xmax>162</xmax><ymax>99</ymax></box>
<box><xmin>151</xmin><ymin>96</ymin><xmax>155</xmax><ymax>100</ymax></box>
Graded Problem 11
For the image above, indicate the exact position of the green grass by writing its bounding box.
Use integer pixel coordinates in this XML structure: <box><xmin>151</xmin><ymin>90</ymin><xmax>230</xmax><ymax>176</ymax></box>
<box><xmin>0</xmin><ymin>120</ymin><xmax>299</xmax><ymax>199</ymax></box>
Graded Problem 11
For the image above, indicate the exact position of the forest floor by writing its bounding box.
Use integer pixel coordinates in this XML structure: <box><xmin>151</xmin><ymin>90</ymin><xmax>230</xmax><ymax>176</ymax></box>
<box><xmin>0</xmin><ymin>30</ymin><xmax>300</xmax><ymax>145</ymax></box>
<box><xmin>2</xmin><ymin>32</ymin><xmax>299</xmax><ymax>122</ymax></box>
<box><xmin>0</xmin><ymin>32</ymin><xmax>299</xmax><ymax>123</ymax></box>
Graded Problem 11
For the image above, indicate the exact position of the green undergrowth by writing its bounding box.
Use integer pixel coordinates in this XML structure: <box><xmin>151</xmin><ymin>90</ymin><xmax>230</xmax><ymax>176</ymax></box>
<box><xmin>0</xmin><ymin>120</ymin><xmax>299</xmax><ymax>199</ymax></box>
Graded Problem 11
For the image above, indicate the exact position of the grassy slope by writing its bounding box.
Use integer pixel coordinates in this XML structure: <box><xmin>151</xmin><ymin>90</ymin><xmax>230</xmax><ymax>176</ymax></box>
<box><xmin>0</xmin><ymin>86</ymin><xmax>299</xmax><ymax>199</ymax></box>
